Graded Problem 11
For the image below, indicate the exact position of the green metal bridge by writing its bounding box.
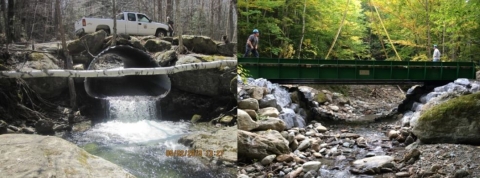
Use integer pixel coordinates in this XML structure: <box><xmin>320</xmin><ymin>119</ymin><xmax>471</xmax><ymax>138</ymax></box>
<box><xmin>238</xmin><ymin>58</ymin><xmax>478</xmax><ymax>84</ymax></box>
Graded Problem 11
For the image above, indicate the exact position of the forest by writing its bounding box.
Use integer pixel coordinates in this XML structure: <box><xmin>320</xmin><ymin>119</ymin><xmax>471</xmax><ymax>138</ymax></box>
<box><xmin>0</xmin><ymin>0</ymin><xmax>237</xmax><ymax>44</ymax></box>
<box><xmin>238</xmin><ymin>0</ymin><xmax>480</xmax><ymax>62</ymax></box>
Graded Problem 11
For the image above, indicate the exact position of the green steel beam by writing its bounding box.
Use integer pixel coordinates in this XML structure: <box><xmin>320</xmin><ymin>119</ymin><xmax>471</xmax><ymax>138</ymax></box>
<box><xmin>238</xmin><ymin>58</ymin><xmax>477</xmax><ymax>84</ymax></box>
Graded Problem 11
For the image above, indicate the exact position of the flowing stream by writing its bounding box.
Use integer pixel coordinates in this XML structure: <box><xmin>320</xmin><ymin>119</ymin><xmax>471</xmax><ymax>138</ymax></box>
<box><xmin>66</xmin><ymin>96</ymin><xmax>231</xmax><ymax>178</ymax></box>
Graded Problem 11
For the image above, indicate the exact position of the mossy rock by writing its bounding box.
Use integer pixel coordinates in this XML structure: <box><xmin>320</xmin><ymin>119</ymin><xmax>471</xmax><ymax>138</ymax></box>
<box><xmin>191</xmin><ymin>114</ymin><xmax>202</xmax><ymax>123</ymax></box>
<box><xmin>199</xmin><ymin>55</ymin><xmax>226</xmax><ymax>62</ymax></box>
<box><xmin>28</xmin><ymin>52</ymin><xmax>46</xmax><ymax>61</ymax></box>
<box><xmin>412</xmin><ymin>92</ymin><xmax>480</xmax><ymax>144</ymax></box>
<box><xmin>315</xmin><ymin>92</ymin><xmax>327</xmax><ymax>104</ymax></box>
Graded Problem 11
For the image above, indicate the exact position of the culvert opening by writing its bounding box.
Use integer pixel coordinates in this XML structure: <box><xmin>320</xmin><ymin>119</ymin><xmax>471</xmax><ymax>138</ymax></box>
<box><xmin>84</xmin><ymin>45</ymin><xmax>171</xmax><ymax>99</ymax></box>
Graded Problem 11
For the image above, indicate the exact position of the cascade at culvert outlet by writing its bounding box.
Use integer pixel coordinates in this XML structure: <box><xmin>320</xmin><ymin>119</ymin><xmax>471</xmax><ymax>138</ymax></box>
<box><xmin>84</xmin><ymin>45</ymin><xmax>171</xmax><ymax>99</ymax></box>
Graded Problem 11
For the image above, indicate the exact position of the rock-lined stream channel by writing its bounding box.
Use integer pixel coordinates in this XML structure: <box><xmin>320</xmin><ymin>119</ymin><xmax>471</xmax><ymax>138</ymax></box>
<box><xmin>66</xmin><ymin>96</ymin><xmax>235</xmax><ymax>178</ymax></box>
<box><xmin>237</xmin><ymin>78</ymin><xmax>480</xmax><ymax>178</ymax></box>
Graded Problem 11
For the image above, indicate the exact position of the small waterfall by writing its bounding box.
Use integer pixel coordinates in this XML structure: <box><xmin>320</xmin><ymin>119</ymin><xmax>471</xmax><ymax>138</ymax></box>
<box><xmin>106</xmin><ymin>96</ymin><xmax>160</xmax><ymax>122</ymax></box>
<box><xmin>247</xmin><ymin>78</ymin><xmax>292</xmax><ymax>108</ymax></box>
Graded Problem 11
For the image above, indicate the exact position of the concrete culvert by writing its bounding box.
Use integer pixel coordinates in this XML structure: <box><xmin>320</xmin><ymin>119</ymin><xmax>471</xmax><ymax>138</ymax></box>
<box><xmin>84</xmin><ymin>45</ymin><xmax>171</xmax><ymax>99</ymax></box>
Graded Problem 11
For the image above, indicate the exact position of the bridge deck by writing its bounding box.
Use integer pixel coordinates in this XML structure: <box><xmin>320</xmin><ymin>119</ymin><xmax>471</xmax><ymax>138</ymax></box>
<box><xmin>238</xmin><ymin>58</ymin><xmax>477</xmax><ymax>84</ymax></box>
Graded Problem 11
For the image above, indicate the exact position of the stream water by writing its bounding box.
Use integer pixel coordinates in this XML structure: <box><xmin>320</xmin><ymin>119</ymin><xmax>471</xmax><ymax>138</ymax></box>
<box><xmin>66</xmin><ymin>96</ymin><xmax>232</xmax><ymax>178</ymax></box>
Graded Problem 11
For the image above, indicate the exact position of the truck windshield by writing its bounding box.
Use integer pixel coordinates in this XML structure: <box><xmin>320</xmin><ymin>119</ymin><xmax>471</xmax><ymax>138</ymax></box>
<box><xmin>137</xmin><ymin>14</ymin><xmax>150</xmax><ymax>23</ymax></box>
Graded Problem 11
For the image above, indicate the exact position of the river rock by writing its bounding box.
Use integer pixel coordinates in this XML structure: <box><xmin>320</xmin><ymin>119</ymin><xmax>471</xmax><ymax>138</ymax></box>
<box><xmin>0</xmin><ymin>120</ymin><xmax>7</xmax><ymax>134</ymax></box>
<box><xmin>351</xmin><ymin>156</ymin><xmax>394</xmax><ymax>174</ymax></box>
<box><xmin>259</xmin><ymin>94</ymin><xmax>277</xmax><ymax>108</ymax></box>
<box><xmin>316</xmin><ymin>125</ymin><xmax>328</xmax><ymax>133</ymax></box>
<box><xmin>244</xmin><ymin>109</ymin><xmax>257</xmax><ymax>120</ymax></box>
<box><xmin>261</xmin><ymin>155</ymin><xmax>276</xmax><ymax>165</ymax></box>
<box><xmin>129</xmin><ymin>36</ymin><xmax>146</xmax><ymax>51</ymax></box>
<box><xmin>255</xmin><ymin>117</ymin><xmax>286</xmax><ymax>132</ymax></box>
<box><xmin>249</xmin><ymin>87</ymin><xmax>264</xmax><ymax>100</ymax></box>
<box><xmin>329</xmin><ymin>105</ymin><xmax>339</xmax><ymax>111</ymax></box>
<box><xmin>178</xmin><ymin>126</ymin><xmax>237</xmax><ymax>162</ymax></box>
<box><xmin>175</xmin><ymin>55</ymin><xmax>202</xmax><ymax>65</ymax></box>
<box><xmin>169</xmin><ymin>58</ymin><xmax>235</xmax><ymax>96</ymax></box>
<box><xmin>144</xmin><ymin>39</ymin><xmax>171</xmax><ymax>52</ymax></box>
<box><xmin>238</xmin><ymin>98</ymin><xmax>259</xmax><ymax>110</ymax></box>
<box><xmin>237</xmin><ymin>109</ymin><xmax>258</xmax><ymax>131</ymax></box>
<box><xmin>160</xmin><ymin>88</ymin><xmax>236</xmax><ymax>120</ymax></box>
<box><xmin>34</xmin><ymin>119</ymin><xmax>54</xmax><ymax>135</ymax></box>
<box><xmin>0</xmin><ymin>134</ymin><xmax>135</xmax><ymax>178</ymax></box>
<box><xmin>67</xmin><ymin>30</ymin><xmax>107</xmax><ymax>55</ymax></box>
<box><xmin>173</xmin><ymin>35</ymin><xmax>218</xmax><ymax>55</ymax></box>
<box><xmin>216</xmin><ymin>43</ymin><xmax>236</xmax><ymax>56</ymax></box>
<box><xmin>19</xmin><ymin>53</ymin><xmax>67</xmax><ymax>99</ymax></box>
<box><xmin>276</xmin><ymin>153</ymin><xmax>294</xmax><ymax>162</ymax></box>
<box><xmin>387</xmin><ymin>130</ymin><xmax>400</xmax><ymax>140</ymax></box>
<box><xmin>238</xmin><ymin>130</ymin><xmax>290</xmax><ymax>160</ymax></box>
<box><xmin>412</xmin><ymin>92</ymin><xmax>480</xmax><ymax>144</ymax></box>
<box><xmin>154</xmin><ymin>50</ymin><xmax>177</xmax><ymax>67</ymax></box>
<box><xmin>302</xmin><ymin>161</ymin><xmax>322</xmax><ymax>172</ymax></box>
<box><xmin>258</xmin><ymin>107</ymin><xmax>279</xmax><ymax>117</ymax></box>
<box><xmin>297</xmin><ymin>138</ymin><xmax>311</xmax><ymax>151</ymax></box>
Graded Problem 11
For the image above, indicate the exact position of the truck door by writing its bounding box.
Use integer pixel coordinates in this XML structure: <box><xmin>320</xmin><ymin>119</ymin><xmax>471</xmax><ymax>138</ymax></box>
<box><xmin>126</xmin><ymin>13</ymin><xmax>138</xmax><ymax>35</ymax></box>
<box><xmin>137</xmin><ymin>14</ymin><xmax>153</xmax><ymax>36</ymax></box>
<box><xmin>115</xmin><ymin>13</ymin><xmax>127</xmax><ymax>34</ymax></box>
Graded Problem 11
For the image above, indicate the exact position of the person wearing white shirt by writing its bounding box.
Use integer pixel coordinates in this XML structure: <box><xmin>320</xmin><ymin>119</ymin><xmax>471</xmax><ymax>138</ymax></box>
<box><xmin>433</xmin><ymin>44</ymin><xmax>441</xmax><ymax>62</ymax></box>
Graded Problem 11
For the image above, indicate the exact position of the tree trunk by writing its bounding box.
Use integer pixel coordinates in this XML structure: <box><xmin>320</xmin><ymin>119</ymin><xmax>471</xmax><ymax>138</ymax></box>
<box><xmin>426</xmin><ymin>0</ymin><xmax>431</xmax><ymax>55</ymax></box>
<box><xmin>56</xmin><ymin>0</ymin><xmax>77</xmax><ymax>110</ymax></box>
<box><xmin>7</xmin><ymin>0</ymin><xmax>14</xmax><ymax>43</ymax></box>
<box><xmin>2</xmin><ymin>0</ymin><xmax>8</xmax><ymax>51</ymax></box>
<box><xmin>229</xmin><ymin>0</ymin><xmax>235</xmax><ymax>42</ymax></box>
<box><xmin>297</xmin><ymin>0</ymin><xmax>307</xmax><ymax>59</ymax></box>
<box><xmin>0</xmin><ymin>60</ymin><xmax>237</xmax><ymax>78</ymax></box>
<box><xmin>112</xmin><ymin>0</ymin><xmax>117</xmax><ymax>46</ymax></box>
<box><xmin>325</xmin><ymin>0</ymin><xmax>350</xmax><ymax>60</ymax></box>
<box><xmin>175</xmin><ymin>0</ymin><xmax>185</xmax><ymax>54</ymax></box>
<box><xmin>166</xmin><ymin>0</ymin><xmax>172</xmax><ymax>19</ymax></box>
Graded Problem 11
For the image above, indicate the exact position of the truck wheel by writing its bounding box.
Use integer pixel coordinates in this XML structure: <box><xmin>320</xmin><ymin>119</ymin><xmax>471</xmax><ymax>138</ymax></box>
<box><xmin>155</xmin><ymin>29</ymin><xmax>167</xmax><ymax>37</ymax></box>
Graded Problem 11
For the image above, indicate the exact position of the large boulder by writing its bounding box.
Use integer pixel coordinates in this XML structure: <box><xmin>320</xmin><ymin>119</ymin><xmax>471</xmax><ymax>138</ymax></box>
<box><xmin>154</xmin><ymin>50</ymin><xmax>177</xmax><ymax>67</ymax></box>
<box><xmin>412</xmin><ymin>92</ymin><xmax>480</xmax><ymax>144</ymax></box>
<box><xmin>169</xmin><ymin>56</ymin><xmax>235</xmax><ymax>96</ymax></box>
<box><xmin>173</xmin><ymin>35</ymin><xmax>218</xmax><ymax>55</ymax></box>
<box><xmin>216</xmin><ymin>43</ymin><xmax>236</xmax><ymax>57</ymax></box>
<box><xmin>178</xmin><ymin>126</ymin><xmax>237</xmax><ymax>162</ymax></box>
<box><xmin>144</xmin><ymin>39</ymin><xmax>172</xmax><ymax>53</ymax></box>
<box><xmin>255</xmin><ymin>117</ymin><xmax>287</xmax><ymax>132</ymax></box>
<box><xmin>238</xmin><ymin>130</ymin><xmax>290</xmax><ymax>161</ymax></box>
<box><xmin>67</xmin><ymin>30</ymin><xmax>107</xmax><ymax>55</ymax></box>
<box><xmin>129</xmin><ymin>37</ymin><xmax>146</xmax><ymax>51</ymax></box>
<box><xmin>160</xmin><ymin>88</ymin><xmax>236</xmax><ymax>121</ymax></box>
<box><xmin>237</xmin><ymin>109</ymin><xmax>258</xmax><ymax>131</ymax></box>
<box><xmin>18</xmin><ymin>52</ymin><xmax>67</xmax><ymax>99</ymax></box>
<box><xmin>0</xmin><ymin>134</ymin><xmax>135</xmax><ymax>178</ymax></box>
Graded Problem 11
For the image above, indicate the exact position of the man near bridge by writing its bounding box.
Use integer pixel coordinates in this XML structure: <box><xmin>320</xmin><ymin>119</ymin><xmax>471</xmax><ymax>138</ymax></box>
<box><xmin>167</xmin><ymin>16</ymin><xmax>174</xmax><ymax>37</ymax></box>
<box><xmin>433</xmin><ymin>44</ymin><xmax>441</xmax><ymax>62</ymax></box>
<box><xmin>243</xmin><ymin>29</ymin><xmax>259</xmax><ymax>58</ymax></box>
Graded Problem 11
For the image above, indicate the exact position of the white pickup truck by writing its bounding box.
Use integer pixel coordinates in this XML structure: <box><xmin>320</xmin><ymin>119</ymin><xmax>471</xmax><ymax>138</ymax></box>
<box><xmin>74</xmin><ymin>12</ymin><xmax>169</xmax><ymax>37</ymax></box>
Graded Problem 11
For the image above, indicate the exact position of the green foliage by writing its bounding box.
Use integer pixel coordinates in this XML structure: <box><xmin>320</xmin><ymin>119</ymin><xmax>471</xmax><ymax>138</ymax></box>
<box><xmin>237</xmin><ymin>64</ymin><xmax>251</xmax><ymax>84</ymax></box>
<box><xmin>238</xmin><ymin>0</ymin><xmax>480</xmax><ymax>61</ymax></box>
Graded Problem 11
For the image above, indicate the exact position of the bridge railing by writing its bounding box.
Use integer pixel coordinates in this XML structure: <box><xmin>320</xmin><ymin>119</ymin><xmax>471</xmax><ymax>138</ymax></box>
<box><xmin>238</xmin><ymin>58</ymin><xmax>477</xmax><ymax>84</ymax></box>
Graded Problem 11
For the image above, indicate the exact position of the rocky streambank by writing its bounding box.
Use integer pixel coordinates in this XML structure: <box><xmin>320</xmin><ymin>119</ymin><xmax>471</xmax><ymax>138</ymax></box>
<box><xmin>237</xmin><ymin>78</ymin><xmax>480</xmax><ymax>178</ymax></box>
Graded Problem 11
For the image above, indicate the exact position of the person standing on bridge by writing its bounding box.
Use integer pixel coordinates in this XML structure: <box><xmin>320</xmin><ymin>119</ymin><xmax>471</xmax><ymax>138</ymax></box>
<box><xmin>433</xmin><ymin>44</ymin><xmax>441</xmax><ymax>62</ymax></box>
<box><xmin>243</xmin><ymin>29</ymin><xmax>259</xmax><ymax>58</ymax></box>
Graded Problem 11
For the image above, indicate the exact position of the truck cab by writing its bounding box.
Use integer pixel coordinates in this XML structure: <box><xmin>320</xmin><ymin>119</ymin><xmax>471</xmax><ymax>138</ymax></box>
<box><xmin>75</xmin><ymin>12</ymin><xmax>169</xmax><ymax>37</ymax></box>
